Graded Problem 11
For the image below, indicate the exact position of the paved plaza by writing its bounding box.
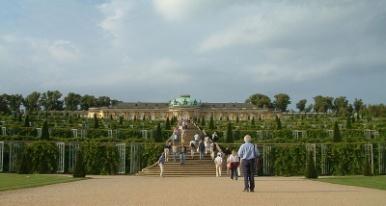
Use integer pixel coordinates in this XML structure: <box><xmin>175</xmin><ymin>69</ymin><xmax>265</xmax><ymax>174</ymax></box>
<box><xmin>0</xmin><ymin>176</ymin><xmax>386</xmax><ymax>206</ymax></box>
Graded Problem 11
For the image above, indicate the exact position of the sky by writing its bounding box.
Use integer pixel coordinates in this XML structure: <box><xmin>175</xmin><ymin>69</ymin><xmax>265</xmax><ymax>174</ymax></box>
<box><xmin>0</xmin><ymin>0</ymin><xmax>385</xmax><ymax>106</ymax></box>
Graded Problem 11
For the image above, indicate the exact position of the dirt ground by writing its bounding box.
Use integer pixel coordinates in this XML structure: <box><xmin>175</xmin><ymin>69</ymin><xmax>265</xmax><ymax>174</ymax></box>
<box><xmin>1</xmin><ymin>176</ymin><xmax>386</xmax><ymax>206</ymax></box>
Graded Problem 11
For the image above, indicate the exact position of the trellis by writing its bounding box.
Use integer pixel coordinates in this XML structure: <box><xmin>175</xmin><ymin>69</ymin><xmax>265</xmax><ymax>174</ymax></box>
<box><xmin>378</xmin><ymin>144</ymin><xmax>386</xmax><ymax>175</ymax></box>
<box><xmin>8</xmin><ymin>142</ymin><xmax>23</xmax><ymax>172</ymax></box>
<box><xmin>67</xmin><ymin>143</ymin><xmax>79</xmax><ymax>173</ymax></box>
<box><xmin>108</xmin><ymin>129</ymin><xmax>113</xmax><ymax>138</ymax></box>
<box><xmin>0</xmin><ymin>141</ymin><xmax>3</xmax><ymax>172</ymax></box>
<box><xmin>56</xmin><ymin>142</ymin><xmax>65</xmax><ymax>173</ymax></box>
<box><xmin>364</xmin><ymin>130</ymin><xmax>379</xmax><ymax>139</ymax></box>
<box><xmin>71</xmin><ymin>129</ymin><xmax>78</xmax><ymax>138</ymax></box>
<box><xmin>326</xmin><ymin>130</ymin><xmax>334</xmax><ymax>138</ymax></box>
<box><xmin>364</xmin><ymin>143</ymin><xmax>374</xmax><ymax>175</ymax></box>
<box><xmin>140</xmin><ymin>130</ymin><xmax>149</xmax><ymax>139</ymax></box>
<box><xmin>293</xmin><ymin>130</ymin><xmax>307</xmax><ymax>140</ymax></box>
<box><xmin>256</xmin><ymin>130</ymin><xmax>273</xmax><ymax>139</ymax></box>
<box><xmin>306</xmin><ymin>143</ymin><xmax>316</xmax><ymax>167</ymax></box>
<box><xmin>129</xmin><ymin>143</ymin><xmax>142</xmax><ymax>174</ymax></box>
<box><xmin>80</xmin><ymin>129</ymin><xmax>87</xmax><ymax>139</ymax></box>
<box><xmin>1</xmin><ymin>127</ymin><xmax>6</xmax><ymax>136</ymax></box>
<box><xmin>116</xmin><ymin>143</ymin><xmax>126</xmax><ymax>174</ymax></box>
<box><xmin>320</xmin><ymin>144</ymin><xmax>329</xmax><ymax>175</ymax></box>
<box><xmin>262</xmin><ymin>145</ymin><xmax>274</xmax><ymax>175</ymax></box>
<box><xmin>36</xmin><ymin>128</ymin><xmax>42</xmax><ymax>138</ymax></box>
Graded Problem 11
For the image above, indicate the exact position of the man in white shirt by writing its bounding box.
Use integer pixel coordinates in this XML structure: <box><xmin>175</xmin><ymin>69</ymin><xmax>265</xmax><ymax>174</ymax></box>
<box><xmin>214</xmin><ymin>153</ymin><xmax>223</xmax><ymax>177</ymax></box>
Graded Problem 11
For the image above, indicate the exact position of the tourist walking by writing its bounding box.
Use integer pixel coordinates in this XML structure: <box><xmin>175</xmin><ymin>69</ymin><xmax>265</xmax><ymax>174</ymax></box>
<box><xmin>172</xmin><ymin>143</ymin><xmax>178</xmax><ymax>162</ymax></box>
<box><xmin>164</xmin><ymin>142</ymin><xmax>171</xmax><ymax>162</ymax></box>
<box><xmin>158</xmin><ymin>152</ymin><xmax>166</xmax><ymax>177</ymax></box>
<box><xmin>198</xmin><ymin>140</ymin><xmax>205</xmax><ymax>160</ymax></box>
<box><xmin>204</xmin><ymin>136</ymin><xmax>210</xmax><ymax>154</ymax></box>
<box><xmin>189</xmin><ymin>140</ymin><xmax>196</xmax><ymax>159</ymax></box>
<box><xmin>214</xmin><ymin>152</ymin><xmax>223</xmax><ymax>177</ymax></box>
<box><xmin>238</xmin><ymin>135</ymin><xmax>260</xmax><ymax>192</ymax></box>
<box><xmin>212</xmin><ymin>132</ymin><xmax>218</xmax><ymax>142</ymax></box>
<box><xmin>227</xmin><ymin>150</ymin><xmax>240</xmax><ymax>180</ymax></box>
<box><xmin>180</xmin><ymin>145</ymin><xmax>187</xmax><ymax>165</ymax></box>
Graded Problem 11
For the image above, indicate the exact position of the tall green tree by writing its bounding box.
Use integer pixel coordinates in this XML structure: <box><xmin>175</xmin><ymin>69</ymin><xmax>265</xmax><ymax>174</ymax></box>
<box><xmin>201</xmin><ymin>116</ymin><xmax>206</xmax><ymax>127</ymax></box>
<box><xmin>209</xmin><ymin>115</ymin><xmax>215</xmax><ymax>130</ymax></box>
<box><xmin>296</xmin><ymin>99</ymin><xmax>307</xmax><ymax>112</ymax></box>
<box><xmin>275</xmin><ymin>115</ymin><xmax>282</xmax><ymax>130</ymax></box>
<box><xmin>73</xmin><ymin>149</ymin><xmax>86</xmax><ymax>178</ymax></box>
<box><xmin>354</xmin><ymin>98</ymin><xmax>364</xmax><ymax>116</ymax></box>
<box><xmin>304</xmin><ymin>151</ymin><xmax>318</xmax><ymax>179</ymax></box>
<box><xmin>226</xmin><ymin>121</ymin><xmax>233</xmax><ymax>143</ymax></box>
<box><xmin>80</xmin><ymin>95</ymin><xmax>97</xmax><ymax>110</ymax></box>
<box><xmin>333</xmin><ymin>121</ymin><xmax>342</xmax><ymax>142</ymax></box>
<box><xmin>0</xmin><ymin>94</ymin><xmax>10</xmax><ymax>114</ymax></box>
<box><xmin>93</xmin><ymin>114</ymin><xmax>99</xmax><ymax>129</ymax></box>
<box><xmin>39</xmin><ymin>90</ymin><xmax>63</xmax><ymax>111</ymax></box>
<box><xmin>313</xmin><ymin>96</ymin><xmax>333</xmax><ymax>113</ymax></box>
<box><xmin>7</xmin><ymin>94</ymin><xmax>23</xmax><ymax>114</ymax></box>
<box><xmin>251</xmin><ymin>117</ymin><xmax>255</xmax><ymax>127</ymax></box>
<box><xmin>245</xmin><ymin>93</ymin><xmax>272</xmax><ymax>108</ymax></box>
<box><xmin>333</xmin><ymin>96</ymin><xmax>348</xmax><ymax>116</ymax></box>
<box><xmin>23</xmin><ymin>91</ymin><xmax>41</xmax><ymax>113</ymax></box>
<box><xmin>96</xmin><ymin>96</ymin><xmax>111</xmax><ymax>107</ymax></box>
<box><xmin>153</xmin><ymin>123</ymin><xmax>163</xmax><ymax>142</ymax></box>
<box><xmin>273</xmin><ymin>93</ymin><xmax>291</xmax><ymax>112</ymax></box>
<box><xmin>165</xmin><ymin>117</ymin><xmax>171</xmax><ymax>130</ymax></box>
<box><xmin>41</xmin><ymin>120</ymin><xmax>50</xmax><ymax>140</ymax></box>
<box><xmin>64</xmin><ymin>92</ymin><xmax>82</xmax><ymax>111</ymax></box>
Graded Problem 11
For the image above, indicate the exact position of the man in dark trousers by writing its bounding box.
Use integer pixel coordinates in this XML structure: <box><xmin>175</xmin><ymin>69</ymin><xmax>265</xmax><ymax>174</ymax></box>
<box><xmin>238</xmin><ymin>135</ymin><xmax>260</xmax><ymax>192</ymax></box>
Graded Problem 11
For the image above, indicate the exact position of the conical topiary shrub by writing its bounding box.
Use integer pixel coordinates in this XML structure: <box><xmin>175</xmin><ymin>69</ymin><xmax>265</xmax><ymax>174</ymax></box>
<box><xmin>73</xmin><ymin>149</ymin><xmax>86</xmax><ymax>178</ymax></box>
<box><xmin>363</xmin><ymin>159</ymin><xmax>373</xmax><ymax>176</ymax></box>
<box><xmin>305</xmin><ymin>151</ymin><xmax>318</xmax><ymax>179</ymax></box>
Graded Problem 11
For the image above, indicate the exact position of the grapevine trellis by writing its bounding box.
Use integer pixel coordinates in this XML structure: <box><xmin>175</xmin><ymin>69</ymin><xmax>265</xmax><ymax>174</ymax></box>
<box><xmin>262</xmin><ymin>145</ymin><xmax>274</xmax><ymax>175</ymax></box>
<box><xmin>0</xmin><ymin>141</ymin><xmax>3</xmax><ymax>172</ymax></box>
<box><xmin>320</xmin><ymin>144</ymin><xmax>329</xmax><ymax>175</ymax></box>
<box><xmin>116</xmin><ymin>143</ymin><xmax>126</xmax><ymax>174</ymax></box>
<box><xmin>364</xmin><ymin>143</ymin><xmax>374</xmax><ymax>175</ymax></box>
<box><xmin>378</xmin><ymin>143</ymin><xmax>386</xmax><ymax>175</ymax></box>
<box><xmin>129</xmin><ymin>143</ymin><xmax>143</xmax><ymax>174</ymax></box>
<box><xmin>56</xmin><ymin>142</ymin><xmax>65</xmax><ymax>173</ymax></box>
<box><xmin>1</xmin><ymin>127</ymin><xmax>6</xmax><ymax>136</ymax></box>
<box><xmin>306</xmin><ymin>143</ymin><xmax>316</xmax><ymax>167</ymax></box>
<box><xmin>67</xmin><ymin>142</ymin><xmax>79</xmax><ymax>173</ymax></box>
<box><xmin>8</xmin><ymin>142</ymin><xmax>23</xmax><ymax>172</ymax></box>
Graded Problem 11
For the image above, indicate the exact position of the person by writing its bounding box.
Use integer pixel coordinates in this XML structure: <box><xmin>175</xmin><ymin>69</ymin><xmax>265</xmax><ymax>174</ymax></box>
<box><xmin>189</xmin><ymin>140</ymin><xmax>196</xmax><ymax>159</ymax></box>
<box><xmin>172</xmin><ymin>143</ymin><xmax>178</xmax><ymax>162</ymax></box>
<box><xmin>212</xmin><ymin>132</ymin><xmax>218</xmax><ymax>142</ymax></box>
<box><xmin>214</xmin><ymin>152</ymin><xmax>223</xmax><ymax>177</ymax></box>
<box><xmin>209</xmin><ymin>142</ymin><xmax>215</xmax><ymax>160</ymax></box>
<box><xmin>238</xmin><ymin>135</ymin><xmax>260</xmax><ymax>192</ymax></box>
<box><xmin>179</xmin><ymin>145</ymin><xmax>187</xmax><ymax>165</ymax></box>
<box><xmin>227</xmin><ymin>150</ymin><xmax>240</xmax><ymax>180</ymax></box>
<box><xmin>164</xmin><ymin>142</ymin><xmax>172</xmax><ymax>162</ymax></box>
<box><xmin>198</xmin><ymin>140</ymin><xmax>205</xmax><ymax>160</ymax></box>
<box><xmin>194</xmin><ymin>133</ymin><xmax>200</xmax><ymax>142</ymax></box>
<box><xmin>204</xmin><ymin>136</ymin><xmax>210</xmax><ymax>154</ymax></box>
<box><xmin>158</xmin><ymin>152</ymin><xmax>165</xmax><ymax>177</ymax></box>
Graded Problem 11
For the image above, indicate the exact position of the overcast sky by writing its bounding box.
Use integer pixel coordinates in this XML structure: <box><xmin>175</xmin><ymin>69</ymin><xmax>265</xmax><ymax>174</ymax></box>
<box><xmin>0</xmin><ymin>0</ymin><xmax>385</xmax><ymax>105</ymax></box>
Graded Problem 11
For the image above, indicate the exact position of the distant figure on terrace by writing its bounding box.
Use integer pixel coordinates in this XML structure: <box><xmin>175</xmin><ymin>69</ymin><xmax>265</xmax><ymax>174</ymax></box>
<box><xmin>172</xmin><ymin>144</ymin><xmax>178</xmax><ymax>162</ymax></box>
<box><xmin>194</xmin><ymin>133</ymin><xmax>200</xmax><ymax>142</ymax></box>
<box><xmin>158</xmin><ymin>152</ymin><xmax>165</xmax><ymax>177</ymax></box>
<box><xmin>212</xmin><ymin>132</ymin><xmax>218</xmax><ymax>142</ymax></box>
<box><xmin>209</xmin><ymin>142</ymin><xmax>215</xmax><ymax>160</ymax></box>
<box><xmin>214</xmin><ymin>152</ymin><xmax>223</xmax><ymax>177</ymax></box>
<box><xmin>238</xmin><ymin>135</ymin><xmax>260</xmax><ymax>192</ymax></box>
<box><xmin>204</xmin><ymin>136</ymin><xmax>210</xmax><ymax>154</ymax></box>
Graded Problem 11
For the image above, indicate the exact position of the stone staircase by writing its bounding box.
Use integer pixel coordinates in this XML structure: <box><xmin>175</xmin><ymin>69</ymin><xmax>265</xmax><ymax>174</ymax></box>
<box><xmin>139</xmin><ymin>121</ymin><xmax>227</xmax><ymax>177</ymax></box>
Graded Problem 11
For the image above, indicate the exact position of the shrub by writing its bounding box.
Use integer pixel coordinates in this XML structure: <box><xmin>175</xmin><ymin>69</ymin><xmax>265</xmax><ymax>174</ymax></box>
<box><xmin>305</xmin><ymin>151</ymin><xmax>318</xmax><ymax>178</ymax></box>
<box><xmin>30</xmin><ymin>141</ymin><xmax>58</xmax><ymax>173</ymax></box>
<box><xmin>363</xmin><ymin>158</ymin><xmax>373</xmax><ymax>176</ymax></box>
<box><xmin>17</xmin><ymin>145</ymin><xmax>33</xmax><ymax>174</ymax></box>
<box><xmin>73</xmin><ymin>149</ymin><xmax>86</xmax><ymax>178</ymax></box>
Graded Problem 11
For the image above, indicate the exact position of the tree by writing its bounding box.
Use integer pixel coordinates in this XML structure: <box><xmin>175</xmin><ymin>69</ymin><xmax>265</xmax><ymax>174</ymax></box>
<box><xmin>165</xmin><ymin>117</ymin><xmax>171</xmax><ymax>130</ymax></box>
<box><xmin>333</xmin><ymin>96</ymin><xmax>348</xmax><ymax>116</ymax></box>
<box><xmin>73</xmin><ymin>149</ymin><xmax>86</xmax><ymax>178</ymax></box>
<box><xmin>39</xmin><ymin>90</ymin><xmax>63</xmax><ymax>111</ymax></box>
<box><xmin>273</xmin><ymin>93</ymin><xmax>291</xmax><ymax>112</ymax></box>
<box><xmin>64</xmin><ymin>92</ymin><xmax>81</xmax><ymax>111</ymax></box>
<box><xmin>119</xmin><ymin>116</ymin><xmax>124</xmax><ymax>125</ymax></box>
<box><xmin>226</xmin><ymin>121</ymin><xmax>233</xmax><ymax>143</ymax></box>
<box><xmin>251</xmin><ymin>117</ymin><xmax>255</xmax><ymax>127</ymax></box>
<box><xmin>80</xmin><ymin>95</ymin><xmax>97</xmax><ymax>110</ymax></box>
<box><xmin>209</xmin><ymin>115</ymin><xmax>215</xmax><ymax>130</ymax></box>
<box><xmin>313</xmin><ymin>96</ymin><xmax>333</xmax><ymax>113</ymax></box>
<box><xmin>93</xmin><ymin>114</ymin><xmax>99</xmax><ymax>129</ymax></box>
<box><xmin>153</xmin><ymin>123</ymin><xmax>163</xmax><ymax>142</ymax></box>
<box><xmin>41</xmin><ymin>120</ymin><xmax>50</xmax><ymax>140</ymax></box>
<box><xmin>96</xmin><ymin>96</ymin><xmax>111</xmax><ymax>107</ymax></box>
<box><xmin>201</xmin><ymin>116</ymin><xmax>206</xmax><ymax>127</ymax></box>
<box><xmin>23</xmin><ymin>91</ymin><xmax>41</xmax><ymax>113</ymax></box>
<box><xmin>245</xmin><ymin>93</ymin><xmax>272</xmax><ymax>108</ymax></box>
<box><xmin>354</xmin><ymin>98</ymin><xmax>364</xmax><ymax>118</ymax></box>
<box><xmin>275</xmin><ymin>115</ymin><xmax>282</xmax><ymax>130</ymax></box>
<box><xmin>17</xmin><ymin>146</ymin><xmax>33</xmax><ymax>174</ymax></box>
<box><xmin>0</xmin><ymin>94</ymin><xmax>10</xmax><ymax>114</ymax></box>
<box><xmin>333</xmin><ymin>121</ymin><xmax>342</xmax><ymax>142</ymax></box>
<box><xmin>304</xmin><ymin>151</ymin><xmax>318</xmax><ymax>179</ymax></box>
<box><xmin>346</xmin><ymin>115</ymin><xmax>352</xmax><ymax>129</ymax></box>
<box><xmin>7</xmin><ymin>94</ymin><xmax>23</xmax><ymax>114</ymax></box>
<box><xmin>24</xmin><ymin>115</ymin><xmax>30</xmax><ymax>127</ymax></box>
<box><xmin>296</xmin><ymin>99</ymin><xmax>307</xmax><ymax>112</ymax></box>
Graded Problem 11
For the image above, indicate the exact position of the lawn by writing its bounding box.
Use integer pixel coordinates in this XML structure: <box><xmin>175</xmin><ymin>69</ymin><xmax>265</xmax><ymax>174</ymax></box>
<box><xmin>0</xmin><ymin>173</ymin><xmax>83</xmax><ymax>191</ymax></box>
<box><xmin>318</xmin><ymin>176</ymin><xmax>386</xmax><ymax>190</ymax></box>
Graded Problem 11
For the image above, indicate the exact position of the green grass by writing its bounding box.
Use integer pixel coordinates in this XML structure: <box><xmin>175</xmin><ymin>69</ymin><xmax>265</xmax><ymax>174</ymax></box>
<box><xmin>0</xmin><ymin>173</ymin><xmax>84</xmax><ymax>191</ymax></box>
<box><xmin>318</xmin><ymin>176</ymin><xmax>386</xmax><ymax>190</ymax></box>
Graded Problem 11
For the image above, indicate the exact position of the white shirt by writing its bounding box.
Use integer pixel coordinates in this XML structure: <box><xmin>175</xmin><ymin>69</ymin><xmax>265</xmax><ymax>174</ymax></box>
<box><xmin>214</xmin><ymin>156</ymin><xmax>223</xmax><ymax>166</ymax></box>
<box><xmin>227</xmin><ymin>154</ymin><xmax>240</xmax><ymax>163</ymax></box>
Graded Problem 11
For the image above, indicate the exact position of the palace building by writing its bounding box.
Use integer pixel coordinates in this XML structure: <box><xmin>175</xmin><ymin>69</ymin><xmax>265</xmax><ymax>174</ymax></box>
<box><xmin>87</xmin><ymin>95</ymin><xmax>276</xmax><ymax>121</ymax></box>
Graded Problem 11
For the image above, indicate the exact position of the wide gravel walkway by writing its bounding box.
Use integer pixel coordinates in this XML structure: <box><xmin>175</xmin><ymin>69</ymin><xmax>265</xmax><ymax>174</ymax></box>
<box><xmin>1</xmin><ymin>176</ymin><xmax>386</xmax><ymax>206</ymax></box>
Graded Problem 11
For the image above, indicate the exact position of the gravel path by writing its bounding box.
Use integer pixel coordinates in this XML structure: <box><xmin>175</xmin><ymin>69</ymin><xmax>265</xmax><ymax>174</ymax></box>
<box><xmin>1</xmin><ymin>176</ymin><xmax>386</xmax><ymax>206</ymax></box>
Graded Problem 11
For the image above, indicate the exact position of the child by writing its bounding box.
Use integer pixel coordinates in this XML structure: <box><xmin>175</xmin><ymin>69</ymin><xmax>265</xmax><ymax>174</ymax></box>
<box><xmin>214</xmin><ymin>152</ymin><xmax>223</xmax><ymax>177</ymax></box>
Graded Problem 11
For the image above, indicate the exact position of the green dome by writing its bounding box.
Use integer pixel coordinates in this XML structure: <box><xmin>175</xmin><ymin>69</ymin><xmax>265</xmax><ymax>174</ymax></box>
<box><xmin>169</xmin><ymin>95</ymin><xmax>201</xmax><ymax>107</ymax></box>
